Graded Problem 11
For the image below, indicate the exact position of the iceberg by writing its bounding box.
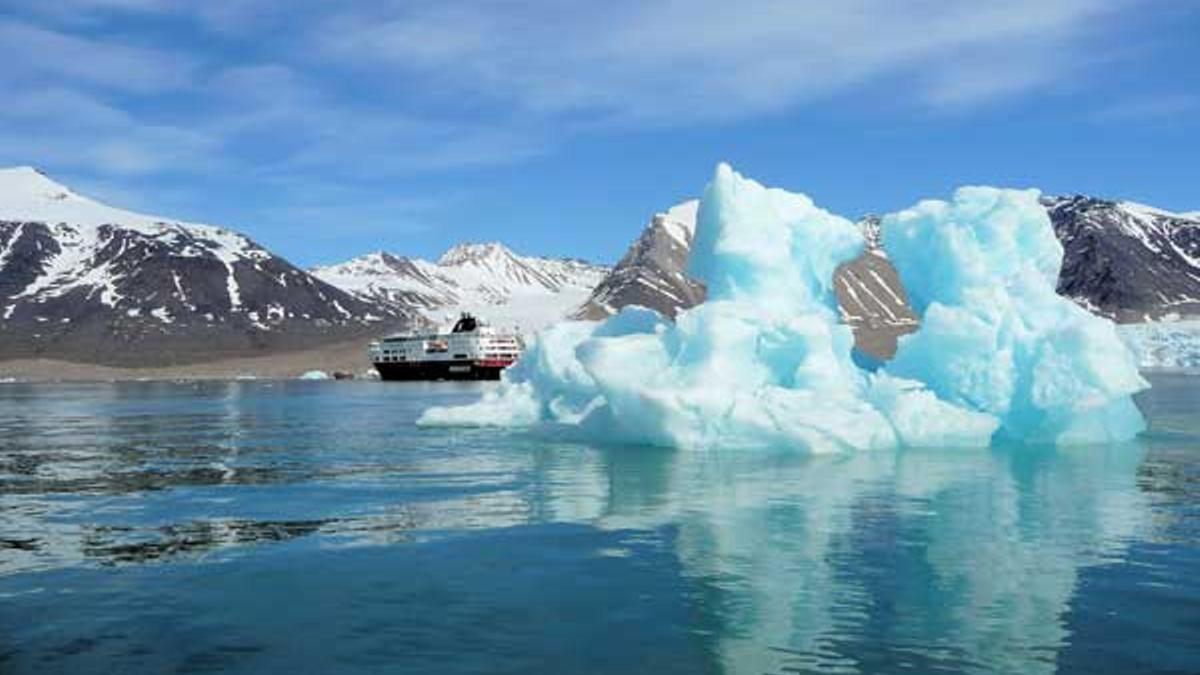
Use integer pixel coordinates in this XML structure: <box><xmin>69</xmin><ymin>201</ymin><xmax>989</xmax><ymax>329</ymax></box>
<box><xmin>882</xmin><ymin>187</ymin><xmax>1147</xmax><ymax>444</ymax></box>
<box><xmin>420</xmin><ymin>164</ymin><xmax>1147</xmax><ymax>450</ymax></box>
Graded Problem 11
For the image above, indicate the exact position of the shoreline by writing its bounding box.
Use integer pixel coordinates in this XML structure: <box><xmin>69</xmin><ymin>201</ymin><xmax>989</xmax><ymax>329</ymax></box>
<box><xmin>0</xmin><ymin>336</ymin><xmax>381</xmax><ymax>383</ymax></box>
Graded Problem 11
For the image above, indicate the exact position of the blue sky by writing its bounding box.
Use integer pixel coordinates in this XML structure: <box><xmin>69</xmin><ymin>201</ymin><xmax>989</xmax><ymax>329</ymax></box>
<box><xmin>0</xmin><ymin>0</ymin><xmax>1197</xmax><ymax>267</ymax></box>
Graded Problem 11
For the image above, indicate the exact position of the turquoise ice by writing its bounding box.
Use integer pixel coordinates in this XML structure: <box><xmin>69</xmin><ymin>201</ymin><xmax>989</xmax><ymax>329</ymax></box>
<box><xmin>882</xmin><ymin>187</ymin><xmax>1147</xmax><ymax>444</ymax></box>
<box><xmin>420</xmin><ymin>164</ymin><xmax>1147</xmax><ymax>449</ymax></box>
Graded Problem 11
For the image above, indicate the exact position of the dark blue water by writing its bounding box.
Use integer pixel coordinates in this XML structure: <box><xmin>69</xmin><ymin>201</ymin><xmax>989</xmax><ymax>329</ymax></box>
<box><xmin>1</xmin><ymin>376</ymin><xmax>1197</xmax><ymax>674</ymax></box>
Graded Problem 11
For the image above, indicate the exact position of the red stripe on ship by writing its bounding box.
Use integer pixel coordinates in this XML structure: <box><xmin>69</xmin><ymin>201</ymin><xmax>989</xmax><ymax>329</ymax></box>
<box><xmin>476</xmin><ymin>359</ymin><xmax>516</xmax><ymax>368</ymax></box>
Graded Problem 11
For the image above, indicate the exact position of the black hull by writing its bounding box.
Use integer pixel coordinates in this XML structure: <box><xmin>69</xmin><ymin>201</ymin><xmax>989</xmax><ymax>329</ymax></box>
<box><xmin>374</xmin><ymin>361</ymin><xmax>508</xmax><ymax>381</ymax></box>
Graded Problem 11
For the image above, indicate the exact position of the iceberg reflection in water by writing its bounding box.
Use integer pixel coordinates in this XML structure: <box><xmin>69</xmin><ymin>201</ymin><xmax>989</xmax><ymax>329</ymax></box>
<box><xmin>532</xmin><ymin>442</ymin><xmax>1152</xmax><ymax>675</ymax></box>
<box><xmin>1</xmin><ymin>380</ymin><xmax>1196</xmax><ymax>674</ymax></box>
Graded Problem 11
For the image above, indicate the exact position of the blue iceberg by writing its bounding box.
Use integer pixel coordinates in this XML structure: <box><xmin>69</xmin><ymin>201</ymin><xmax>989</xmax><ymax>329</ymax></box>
<box><xmin>419</xmin><ymin>164</ymin><xmax>1147</xmax><ymax>450</ymax></box>
<box><xmin>882</xmin><ymin>186</ymin><xmax>1148</xmax><ymax>444</ymax></box>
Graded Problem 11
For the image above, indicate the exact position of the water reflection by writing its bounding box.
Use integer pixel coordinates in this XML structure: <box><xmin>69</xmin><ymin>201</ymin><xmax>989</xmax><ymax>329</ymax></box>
<box><xmin>532</xmin><ymin>444</ymin><xmax>1152</xmax><ymax>675</ymax></box>
<box><xmin>0</xmin><ymin>381</ymin><xmax>1182</xmax><ymax>675</ymax></box>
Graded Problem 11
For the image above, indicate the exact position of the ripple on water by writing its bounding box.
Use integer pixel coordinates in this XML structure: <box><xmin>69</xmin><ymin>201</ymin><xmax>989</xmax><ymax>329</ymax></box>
<box><xmin>0</xmin><ymin>379</ymin><xmax>1198</xmax><ymax>675</ymax></box>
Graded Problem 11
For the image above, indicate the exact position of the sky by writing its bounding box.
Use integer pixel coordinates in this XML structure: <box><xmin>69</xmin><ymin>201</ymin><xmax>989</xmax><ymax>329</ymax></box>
<box><xmin>0</xmin><ymin>0</ymin><xmax>1197</xmax><ymax>267</ymax></box>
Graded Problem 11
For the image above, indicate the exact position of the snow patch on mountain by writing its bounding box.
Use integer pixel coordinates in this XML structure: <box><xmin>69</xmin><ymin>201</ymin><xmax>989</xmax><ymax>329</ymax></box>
<box><xmin>657</xmin><ymin>201</ymin><xmax>699</xmax><ymax>249</ymax></box>
<box><xmin>0</xmin><ymin>166</ymin><xmax>269</xmax><ymax>262</ymax></box>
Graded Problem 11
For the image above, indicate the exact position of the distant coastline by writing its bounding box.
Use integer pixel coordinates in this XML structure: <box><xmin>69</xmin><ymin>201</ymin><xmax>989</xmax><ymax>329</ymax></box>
<box><xmin>0</xmin><ymin>336</ymin><xmax>378</xmax><ymax>382</ymax></box>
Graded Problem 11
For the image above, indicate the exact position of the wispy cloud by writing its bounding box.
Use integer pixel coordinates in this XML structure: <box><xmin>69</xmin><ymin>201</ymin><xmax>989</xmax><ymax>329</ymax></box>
<box><xmin>0</xmin><ymin>0</ymin><xmax>1188</xmax><ymax>263</ymax></box>
<box><xmin>312</xmin><ymin>0</ymin><xmax>1136</xmax><ymax>123</ymax></box>
<box><xmin>0</xmin><ymin>0</ymin><xmax>1162</xmax><ymax>181</ymax></box>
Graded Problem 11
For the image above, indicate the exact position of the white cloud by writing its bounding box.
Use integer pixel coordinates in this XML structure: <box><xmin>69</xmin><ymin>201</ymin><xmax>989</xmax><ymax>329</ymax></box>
<box><xmin>0</xmin><ymin>0</ymin><xmax>1161</xmax><ymax>182</ymax></box>
<box><xmin>313</xmin><ymin>0</ymin><xmax>1137</xmax><ymax>123</ymax></box>
<box><xmin>0</xmin><ymin>0</ymin><xmax>1182</xmax><ymax>247</ymax></box>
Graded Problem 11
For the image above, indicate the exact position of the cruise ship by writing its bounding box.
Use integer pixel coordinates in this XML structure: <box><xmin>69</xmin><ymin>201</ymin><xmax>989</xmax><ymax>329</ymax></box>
<box><xmin>370</xmin><ymin>314</ymin><xmax>523</xmax><ymax>381</ymax></box>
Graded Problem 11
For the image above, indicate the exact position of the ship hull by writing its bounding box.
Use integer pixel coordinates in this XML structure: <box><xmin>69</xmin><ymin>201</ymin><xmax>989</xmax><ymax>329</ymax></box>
<box><xmin>374</xmin><ymin>360</ymin><xmax>511</xmax><ymax>382</ymax></box>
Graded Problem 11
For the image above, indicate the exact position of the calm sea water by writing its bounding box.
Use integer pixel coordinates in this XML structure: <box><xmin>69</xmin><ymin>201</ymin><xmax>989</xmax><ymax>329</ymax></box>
<box><xmin>1</xmin><ymin>375</ymin><xmax>1197</xmax><ymax>675</ymax></box>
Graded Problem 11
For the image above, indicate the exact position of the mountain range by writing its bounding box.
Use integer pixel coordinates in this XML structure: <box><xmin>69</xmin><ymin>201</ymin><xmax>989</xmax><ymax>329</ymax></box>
<box><xmin>311</xmin><ymin>244</ymin><xmax>608</xmax><ymax>333</ymax></box>
<box><xmin>0</xmin><ymin>167</ymin><xmax>413</xmax><ymax>366</ymax></box>
<box><xmin>0</xmin><ymin>165</ymin><xmax>1196</xmax><ymax>369</ymax></box>
<box><xmin>0</xmin><ymin>167</ymin><xmax>606</xmax><ymax>367</ymax></box>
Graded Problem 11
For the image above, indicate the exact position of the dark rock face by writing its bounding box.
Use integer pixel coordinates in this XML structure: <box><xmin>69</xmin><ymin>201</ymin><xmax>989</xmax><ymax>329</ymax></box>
<box><xmin>832</xmin><ymin>218</ymin><xmax>918</xmax><ymax>358</ymax></box>
<box><xmin>0</xmin><ymin>222</ymin><xmax>58</xmax><ymax>301</ymax></box>
<box><xmin>1044</xmin><ymin>196</ymin><xmax>1200</xmax><ymax>322</ymax></box>
<box><xmin>574</xmin><ymin>205</ymin><xmax>706</xmax><ymax>320</ymax></box>
<box><xmin>0</xmin><ymin>220</ymin><xmax>412</xmax><ymax>366</ymax></box>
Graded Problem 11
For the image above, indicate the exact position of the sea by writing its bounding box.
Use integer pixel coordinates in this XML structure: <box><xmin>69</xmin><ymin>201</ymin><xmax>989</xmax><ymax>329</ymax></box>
<box><xmin>1</xmin><ymin>374</ymin><xmax>1197</xmax><ymax>674</ymax></box>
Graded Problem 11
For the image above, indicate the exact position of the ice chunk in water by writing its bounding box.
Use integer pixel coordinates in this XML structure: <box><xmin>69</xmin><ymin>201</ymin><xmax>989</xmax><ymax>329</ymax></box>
<box><xmin>882</xmin><ymin>187</ymin><xmax>1147</xmax><ymax>444</ymax></box>
<box><xmin>421</xmin><ymin>167</ymin><xmax>1147</xmax><ymax>449</ymax></box>
<box><xmin>422</xmin><ymin>164</ymin><xmax>903</xmax><ymax>451</ymax></box>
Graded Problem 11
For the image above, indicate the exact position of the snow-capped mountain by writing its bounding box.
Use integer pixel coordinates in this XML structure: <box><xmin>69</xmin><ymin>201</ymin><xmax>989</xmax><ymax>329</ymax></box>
<box><xmin>580</xmin><ymin>195</ymin><xmax>1200</xmax><ymax>358</ymax></box>
<box><xmin>5</xmin><ymin>164</ymin><xmax>1193</xmax><ymax>367</ymax></box>
<box><xmin>1044</xmin><ymin>196</ymin><xmax>1200</xmax><ymax>321</ymax></box>
<box><xmin>313</xmin><ymin>242</ymin><xmax>609</xmax><ymax>333</ymax></box>
<box><xmin>574</xmin><ymin>201</ymin><xmax>705</xmax><ymax>320</ymax></box>
<box><xmin>0</xmin><ymin>166</ymin><xmax>409</xmax><ymax>365</ymax></box>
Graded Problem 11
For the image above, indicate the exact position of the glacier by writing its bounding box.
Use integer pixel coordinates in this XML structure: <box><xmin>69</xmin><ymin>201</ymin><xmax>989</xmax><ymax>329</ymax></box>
<box><xmin>1118</xmin><ymin>319</ymin><xmax>1200</xmax><ymax>371</ymax></box>
<box><xmin>419</xmin><ymin>164</ymin><xmax>1148</xmax><ymax>450</ymax></box>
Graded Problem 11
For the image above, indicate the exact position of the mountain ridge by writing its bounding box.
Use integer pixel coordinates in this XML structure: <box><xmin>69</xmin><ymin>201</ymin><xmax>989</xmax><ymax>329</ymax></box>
<box><xmin>313</xmin><ymin>240</ymin><xmax>609</xmax><ymax>332</ymax></box>
<box><xmin>0</xmin><ymin>167</ymin><xmax>412</xmax><ymax>366</ymax></box>
<box><xmin>3</xmin><ymin>165</ymin><xmax>1196</xmax><ymax>369</ymax></box>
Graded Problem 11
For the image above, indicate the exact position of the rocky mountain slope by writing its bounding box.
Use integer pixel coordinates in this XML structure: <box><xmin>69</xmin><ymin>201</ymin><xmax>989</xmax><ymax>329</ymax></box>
<box><xmin>830</xmin><ymin>216</ymin><xmax>918</xmax><ymax>357</ymax></box>
<box><xmin>313</xmin><ymin>242</ymin><xmax>608</xmax><ymax>332</ymax></box>
<box><xmin>574</xmin><ymin>201</ymin><xmax>705</xmax><ymax>320</ymax></box>
<box><xmin>1046</xmin><ymin>196</ymin><xmax>1200</xmax><ymax>321</ymax></box>
<box><xmin>581</xmin><ymin>196</ymin><xmax>1198</xmax><ymax>358</ymax></box>
<box><xmin>0</xmin><ymin>167</ymin><xmax>410</xmax><ymax>366</ymax></box>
